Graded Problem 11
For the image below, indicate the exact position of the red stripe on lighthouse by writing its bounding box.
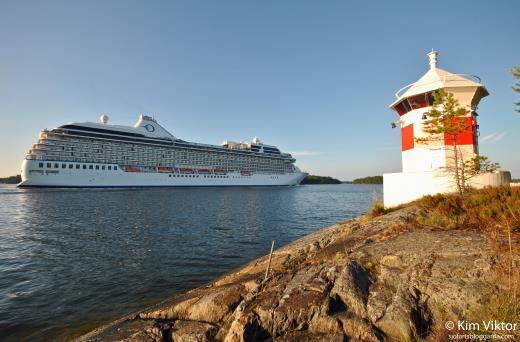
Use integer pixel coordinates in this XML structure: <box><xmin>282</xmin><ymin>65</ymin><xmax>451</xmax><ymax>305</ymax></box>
<box><xmin>444</xmin><ymin>117</ymin><xmax>474</xmax><ymax>146</ymax></box>
<box><xmin>401</xmin><ymin>124</ymin><xmax>414</xmax><ymax>151</ymax></box>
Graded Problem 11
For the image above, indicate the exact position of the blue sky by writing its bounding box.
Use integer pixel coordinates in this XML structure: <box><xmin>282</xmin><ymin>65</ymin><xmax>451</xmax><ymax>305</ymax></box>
<box><xmin>1</xmin><ymin>0</ymin><xmax>519</xmax><ymax>180</ymax></box>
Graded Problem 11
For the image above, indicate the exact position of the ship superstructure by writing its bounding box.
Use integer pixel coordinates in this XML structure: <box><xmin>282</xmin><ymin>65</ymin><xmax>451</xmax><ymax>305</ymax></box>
<box><xmin>19</xmin><ymin>115</ymin><xmax>307</xmax><ymax>187</ymax></box>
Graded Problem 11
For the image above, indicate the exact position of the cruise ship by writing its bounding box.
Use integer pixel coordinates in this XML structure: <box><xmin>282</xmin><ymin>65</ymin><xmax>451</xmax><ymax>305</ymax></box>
<box><xmin>18</xmin><ymin>115</ymin><xmax>307</xmax><ymax>187</ymax></box>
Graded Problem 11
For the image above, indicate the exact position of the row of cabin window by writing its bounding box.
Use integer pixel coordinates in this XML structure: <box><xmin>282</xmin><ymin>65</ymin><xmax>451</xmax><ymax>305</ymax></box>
<box><xmin>393</xmin><ymin>92</ymin><xmax>435</xmax><ymax>116</ymax></box>
<box><xmin>37</xmin><ymin>155</ymin><xmax>290</xmax><ymax>173</ymax></box>
<box><xmin>168</xmin><ymin>174</ymin><xmax>230</xmax><ymax>178</ymax></box>
<box><xmin>38</xmin><ymin>162</ymin><xmax>118</xmax><ymax>171</ymax></box>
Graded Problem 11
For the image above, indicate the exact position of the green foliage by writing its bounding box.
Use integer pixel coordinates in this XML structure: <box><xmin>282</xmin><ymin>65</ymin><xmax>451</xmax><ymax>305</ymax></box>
<box><xmin>464</xmin><ymin>155</ymin><xmax>500</xmax><ymax>178</ymax></box>
<box><xmin>301</xmin><ymin>175</ymin><xmax>341</xmax><ymax>184</ymax></box>
<box><xmin>0</xmin><ymin>175</ymin><xmax>21</xmax><ymax>184</ymax></box>
<box><xmin>513</xmin><ymin>66</ymin><xmax>520</xmax><ymax>113</ymax></box>
<box><xmin>352</xmin><ymin>176</ymin><xmax>383</xmax><ymax>184</ymax></box>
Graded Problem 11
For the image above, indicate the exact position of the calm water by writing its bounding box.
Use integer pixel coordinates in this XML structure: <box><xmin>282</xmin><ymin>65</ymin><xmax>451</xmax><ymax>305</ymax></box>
<box><xmin>0</xmin><ymin>184</ymin><xmax>381</xmax><ymax>341</ymax></box>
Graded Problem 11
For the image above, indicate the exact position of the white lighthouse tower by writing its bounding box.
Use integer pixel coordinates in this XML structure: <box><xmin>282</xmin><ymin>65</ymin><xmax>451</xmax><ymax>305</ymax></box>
<box><xmin>383</xmin><ymin>51</ymin><xmax>511</xmax><ymax>207</ymax></box>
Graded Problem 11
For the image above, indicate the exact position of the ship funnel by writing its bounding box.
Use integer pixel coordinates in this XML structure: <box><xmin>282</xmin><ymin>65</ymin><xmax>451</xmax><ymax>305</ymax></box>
<box><xmin>134</xmin><ymin>115</ymin><xmax>175</xmax><ymax>140</ymax></box>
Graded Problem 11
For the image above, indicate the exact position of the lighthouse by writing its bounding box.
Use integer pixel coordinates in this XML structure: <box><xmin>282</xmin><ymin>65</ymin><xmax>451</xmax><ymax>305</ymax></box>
<box><xmin>383</xmin><ymin>51</ymin><xmax>511</xmax><ymax>207</ymax></box>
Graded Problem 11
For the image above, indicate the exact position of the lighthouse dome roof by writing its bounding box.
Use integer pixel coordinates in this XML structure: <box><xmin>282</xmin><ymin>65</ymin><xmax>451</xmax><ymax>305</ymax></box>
<box><xmin>390</xmin><ymin>51</ymin><xmax>489</xmax><ymax>108</ymax></box>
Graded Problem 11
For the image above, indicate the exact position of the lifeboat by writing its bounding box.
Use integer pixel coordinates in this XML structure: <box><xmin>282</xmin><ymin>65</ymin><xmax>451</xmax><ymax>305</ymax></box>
<box><xmin>179</xmin><ymin>168</ymin><xmax>194</xmax><ymax>174</ymax></box>
<box><xmin>214</xmin><ymin>168</ymin><xmax>226</xmax><ymax>175</ymax></box>
<box><xmin>197</xmin><ymin>168</ymin><xmax>211</xmax><ymax>174</ymax></box>
<box><xmin>123</xmin><ymin>165</ymin><xmax>140</xmax><ymax>172</ymax></box>
<box><xmin>240</xmin><ymin>170</ymin><xmax>252</xmax><ymax>176</ymax></box>
<box><xmin>157</xmin><ymin>166</ymin><xmax>174</xmax><ymax>173</ymax></box>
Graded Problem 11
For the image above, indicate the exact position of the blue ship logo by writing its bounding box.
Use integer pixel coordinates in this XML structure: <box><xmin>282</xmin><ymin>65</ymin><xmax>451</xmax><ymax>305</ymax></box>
<box><xmin>144</xmin><ymin>124</ymin><xmax>155</xmax><ymax>132</ymax></box>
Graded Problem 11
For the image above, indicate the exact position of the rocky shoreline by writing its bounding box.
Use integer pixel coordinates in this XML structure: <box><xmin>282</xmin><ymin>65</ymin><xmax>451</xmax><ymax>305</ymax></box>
<box><xmin>78</xmin><ymin>205</ymin><xmax>514</xmax><ymax>341</ymax></box>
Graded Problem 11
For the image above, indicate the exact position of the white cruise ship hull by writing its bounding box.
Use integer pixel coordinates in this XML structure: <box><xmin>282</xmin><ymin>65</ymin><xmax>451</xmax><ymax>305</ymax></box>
<box><xmin>19</xmin><ymin>160</ymin><xmax>307</xmax><ymax>188</ymax></box>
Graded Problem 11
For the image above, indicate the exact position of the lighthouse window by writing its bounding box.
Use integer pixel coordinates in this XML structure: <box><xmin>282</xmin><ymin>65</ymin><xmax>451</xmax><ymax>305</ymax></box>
<box><xmin>394</xmin><ymin>100</ymin><xmax>412</xmax><ymax>116</ymax></box>
<box><xmin>427</xmin><ymin>92</ymin><xmax>435</xmax><ymax>106</ymax></box>
<box><xmin>402</xmin><ymin>99</ymin><xmax>412</xmax><ymax>112</ymax></box>
<box><xmin>409</xmin><ymin>94</ymin><xmax>428</xmax><ymax>109</ymax></box>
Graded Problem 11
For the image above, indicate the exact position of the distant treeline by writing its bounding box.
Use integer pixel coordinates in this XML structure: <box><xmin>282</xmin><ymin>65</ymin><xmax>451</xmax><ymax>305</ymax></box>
<box><xmin>352</xmin><ymin>176</ymin><xmax>383</xmax><ymax>184</ymax></box>
<box><xmin>0</xmin><ymin>175</ymin><xmax>21</xmax><ymax>184</ymax></box>
<box><xmin>301</xmin><ymin>175</ymin><xmax>342</xmax><ymax>184</ymax></box>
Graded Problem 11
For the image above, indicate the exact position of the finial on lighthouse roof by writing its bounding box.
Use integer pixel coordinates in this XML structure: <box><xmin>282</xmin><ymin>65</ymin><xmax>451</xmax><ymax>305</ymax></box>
<box><xmin>428</xmin><ymin>49</ymin><xmax>439</xmax><ymax>70</ymax></box>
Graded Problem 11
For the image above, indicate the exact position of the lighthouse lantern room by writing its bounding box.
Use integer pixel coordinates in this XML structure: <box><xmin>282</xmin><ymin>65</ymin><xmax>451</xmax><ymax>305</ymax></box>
<box><xmin>383</xmin><ymin>51</ymin><xmax>511</xmax><ymax>207</ymax></box>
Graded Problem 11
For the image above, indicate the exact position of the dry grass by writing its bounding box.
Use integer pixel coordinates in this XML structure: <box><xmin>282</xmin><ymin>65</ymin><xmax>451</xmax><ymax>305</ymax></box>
<box><xmin>367</xmin><ymin>192</ymin><xmax>408</xmax><ymax>218</ymax></box>
<box><xmin>368</xmin><ymin>191</ymin><xmax>390</xmax><ymax>218</ymax></box>
<box><xmin>368</xmin><ymin>202</ymin><xmax>389</xmax><ymax>217</ymax></box>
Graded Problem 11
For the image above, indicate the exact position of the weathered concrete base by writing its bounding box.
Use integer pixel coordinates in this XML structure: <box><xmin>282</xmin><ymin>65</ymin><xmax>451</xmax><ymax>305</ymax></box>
<box><xmin>383</xmin><ymin>170</ymin><xmax>511</xmax><ymax>207</ymax></box>
<box><xmin>77</xmin><ymin>206</ymin><xmax>517</xmax><ymax>341</ymax></box>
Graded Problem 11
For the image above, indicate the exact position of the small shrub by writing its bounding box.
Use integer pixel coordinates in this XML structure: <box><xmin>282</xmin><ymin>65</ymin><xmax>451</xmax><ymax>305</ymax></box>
<box><xmin>369</xmin><ymin>202</ymin><xmax>388</xmax><ymax>217</ymax></box>
<box><xmin>414</xmin><ymin>186</ymin><xmax>520</xmax><ymax>234</ymax></box>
